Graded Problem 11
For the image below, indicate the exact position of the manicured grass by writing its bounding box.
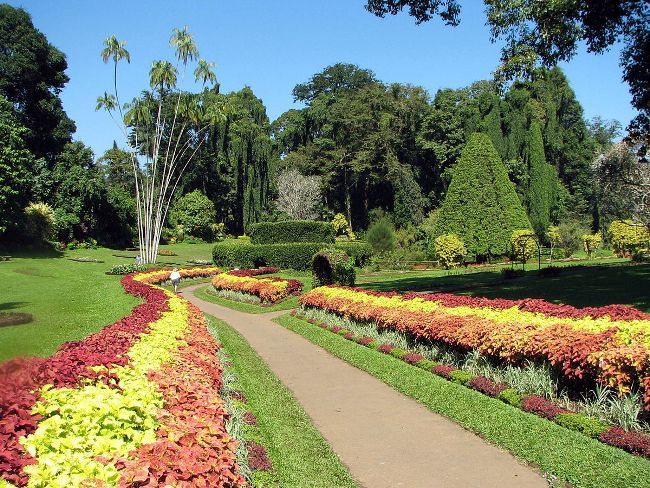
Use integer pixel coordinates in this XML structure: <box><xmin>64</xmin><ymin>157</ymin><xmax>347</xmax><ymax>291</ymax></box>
<box><xmin>206</xmin><ymin>315</ymin><xmax>358</xmax><ymax>488</ymax></box>
<box><xmin>358</xmin><ymin>259</ymin><xmax>649</xmax><ymax>312</ymax></box>
<box><xmin>464</xmin><ymin>263</ymin><xmax>650</xmax><ymax>311</ymax></box>
<box><xmin>194</xmin><ymin>271</ymin><xmax>313</xmax><ymax>314</ymax></box>
<box><xmin>0</xmin><ymin>242</ymin><xmax>216</xmax><ymax>361</ymax></box>
<box><xmin>276</xmin><ymin>315</ymin><xmax>650</xmax><ymax>488</ymax></box>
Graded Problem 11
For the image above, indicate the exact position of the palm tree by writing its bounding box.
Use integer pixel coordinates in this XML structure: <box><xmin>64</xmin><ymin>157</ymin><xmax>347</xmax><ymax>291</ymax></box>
<box><xmin>101</xmin><ymin>36</ymin><xmax>130</xmax><ymax>116</ymax></box>
<box><xmin>95</xmin><ymin>92</ymin><xmax>117</xmax><ymax>112</ymax></box>
<box><xmin>170</xmin><ymin>27</ymin><xmax>198</xmax><ymax>66</ymax></box>
<box><xmin>149</xmin><ymin>61</ymin><xmax>177</xmax><ymax>94</ymax></box>
<box><xmin>194</xmin><ymin>59</ymin><xmax>217</xmax><ymax>85</ymax></box>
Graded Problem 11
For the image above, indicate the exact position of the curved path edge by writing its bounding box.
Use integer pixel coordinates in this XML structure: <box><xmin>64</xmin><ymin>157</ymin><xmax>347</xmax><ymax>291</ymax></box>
<box><xmin>183</xmin><ymin>284</ymin><xmax>547</xmax><ymax>488</ymax></box>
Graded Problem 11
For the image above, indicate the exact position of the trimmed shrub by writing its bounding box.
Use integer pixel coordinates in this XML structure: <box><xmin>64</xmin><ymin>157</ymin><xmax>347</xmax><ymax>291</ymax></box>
<box><xmin>497</xmin><ymin>388</ymin><xmax>523</xmax><ymax>408</ymax></box>
<box><xmin>432</xmin><ymin>234</ymin><xmax>466</xmax><ymax>269</ymax></box>
<box><xmin>609</xmin><ymin>220</ymin><xmax>650</xmax><ymax>256</ymax></box>
<box><xmin>107</xmin><ymin>263</ymin><xmax>147</xmax><ymax>275</ymax></box>
<box><xmin>331</xmin><ymin>213</ymin><xmax>355</xmax><ymax>239</ymax></box>
<box><xmin>334</xmin><ymin>241</ymin><xmax>373</xmax><ymax>267</ymax></box>
<box><xmin>356</xmin><ymin>336</ymin><xmax>375</xmax><ymax>346</ymax></box>
<box><xmin>415</xmin><ymin>359</ymin><xmax>439</xmax><ymax>371</ymax></box>
<box><xmin>212</xmin><ymin>242</ymin><xmax>325</xmax><ymax>270</ymax></box>
<box><xmin>312</xmin><ymin>248</ymin><xmax>356</xmax><ymax>286</ymax></box>
<box><xmin>432</xmin><ymin>133</ymin><xmax>531</xmax><ymax>259</ymax></box>
<box><xmin>467</xmin><ymin>376</ymin><xmax>508</xmax><ymax>397</ymax></box>
<box><xmin>377</xmin><ymin>343</ymin><xmax>394</xmax><ymax>354</ymax></box>
<box><xmin>248</xmin><ymin>220</ymin><xmax>335</xmax><ymax>244</ymax></box>
<box><xmin>389</xmin><ymin>348</ymin><xmax>408</xmax><ymax>359</ymax></box>
<box><xmin>448</xmin><ymin>370</ymin><xmax>474</xmax><ymax>385</ymax></box>
<box><xmin>23</xmin><ymin>202</ymin><xmax>55</xmax><ymax>242</ymax></box>
<box><xmin>170</xmin><ymin>190</ymin><xmax>216</xmax><ymax>241</ymax></box>
<box><xmin>582</xmin><ymin>233</ymin><xmax>602</xmax><ymax>259</ymax></box>
<box><xmin>554</xmin><ymin>413</ymin><xmax>608</xmax><ymax>439</ymax></box>
<box><xmin>521</xmin><ymin>395</ymin><xmax>568</xmax><ymax>420</ymax></box>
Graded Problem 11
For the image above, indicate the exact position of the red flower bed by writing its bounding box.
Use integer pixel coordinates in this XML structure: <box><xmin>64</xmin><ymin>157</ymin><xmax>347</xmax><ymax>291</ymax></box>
<box><xmin>467</xmin><ymin>376</ymin><xmax>508</xmax><ymax>397</ymax></box>
<box><xmin>228</xmin><ymin>267</ymin><xmax>279</xmax><ymax>277</ymax></box>
<box><xmin>246</xmin><ymin>441</ymin><xmax>273</xmax><ymax>471</ymax></box>
<box><xmin>521</xmin><ymin>395</ymin><xmax>570</xmax><ymax>419</ymax></box>
<box><xmin>432</xmin><ymin>364</ymin><xmax>457</xmax><ymax>378</ymax></box>
<box><xmin>402</xmin><ymin>353</ymin><xmax>425</xmax><ymax>365</ymax></box>
<box><xmin>0</xmin><ymin>267</ymin><xmax>242</xmax><ymax>487</ymax></box>
<box><xmin>599</xmin><ymin>427</ymin><xmax>650</xmax><ymax>457</ymax></box>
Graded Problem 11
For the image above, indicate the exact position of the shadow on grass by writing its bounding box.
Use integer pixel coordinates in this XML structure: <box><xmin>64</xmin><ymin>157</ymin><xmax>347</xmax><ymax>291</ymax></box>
<box><xmin>0</xmin><ymin>302</ymin><xmax>29</xmax><ymax>311</ymax></box>
<box><xmin>358</xmin><ymin>263</ymin><xmax>650</xmax><ymax>312</ymax></box>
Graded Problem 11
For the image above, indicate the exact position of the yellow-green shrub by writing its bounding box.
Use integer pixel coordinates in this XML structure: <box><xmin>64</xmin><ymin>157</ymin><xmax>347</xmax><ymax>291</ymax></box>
<box><xmin>510</xmin><ymin>229</ymin><xmax>537</xmax><ymax>262</ymax></box>
<box><xmin>608</xmin><ymin>220</ymin><xmax>649</xmax><ymax>256</ymax></box>
<box><xmin>582</xmin><ymin>233</ymin><xmax>602</xmax><ymax>258</ymax></box>
<box><xmin>432</xmin><ymin>234</ymin><xmax>467</xmax><ymax>269</ymax></box>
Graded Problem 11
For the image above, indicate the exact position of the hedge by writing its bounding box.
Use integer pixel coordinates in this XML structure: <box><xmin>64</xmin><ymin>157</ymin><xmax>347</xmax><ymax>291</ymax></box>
<box><xmin>213</xmin><ymin>242</ymin><xmax>325</xmax><ymax>270</ymax></box>
<box><xmin>248</xmin><ymin>221</ymin><xmax>335</xmax><ymax>244</ymax></box>
<box><xmin>213</xmin><ymin>241</ymin><xmax>373</xmax><ymax>270</ymax></box>
<box><xmin>333</xmin><ymin>241</ymin><xmax>373</xmax><ymax>267</ymax></box>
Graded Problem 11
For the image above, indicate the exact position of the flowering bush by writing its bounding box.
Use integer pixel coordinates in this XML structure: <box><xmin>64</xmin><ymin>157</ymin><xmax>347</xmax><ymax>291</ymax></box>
<box><xmin>211</xmin><ymin>270</ymin><xmax>302</xmax><ymax>303</ymax></box>
<box><xmin>0</xmin><ymin>266</ymin><xmax>247</xmax><ymax>487</ymax></box>
<box><xmin>299</xmin><ymin>286</ymin><xmax>650</xmax><ymax>409</ymax></box>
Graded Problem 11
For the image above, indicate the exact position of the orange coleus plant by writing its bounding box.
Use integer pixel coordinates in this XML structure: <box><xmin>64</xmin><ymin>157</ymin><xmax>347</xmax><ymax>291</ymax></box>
<box><xmin>299</xmin><ymin>286</ymin><xmax>650</xmax><ymax>409</ymax></box>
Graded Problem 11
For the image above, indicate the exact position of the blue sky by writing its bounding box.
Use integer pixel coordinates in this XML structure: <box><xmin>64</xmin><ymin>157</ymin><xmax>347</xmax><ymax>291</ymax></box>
<box><xmin>9</xmin><ymin>0</ymin><xmax>634</xmax><ymax>157</ymax></box>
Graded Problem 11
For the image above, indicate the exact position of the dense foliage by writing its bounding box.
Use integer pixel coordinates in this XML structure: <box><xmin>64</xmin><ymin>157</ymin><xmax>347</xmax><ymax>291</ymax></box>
<box><xmin>312</xmin><ymin>249</ymin><xmax>356</xmax><ymax>287</ymax></box>
<box><xmin>248</xmin><ymin>220</ymin><xmax>335</xmax><ymax>244</ymax></box>
<box><xmin>170</xmin><ymin>190</ymin><xmax>216</xmax><ymax>241</ymax></box>
<box><xmin>432</xmin><ymin>133</ymin><xmax>531</xmax><ymax>260</ymax></box>
<box><xmin>432</xmin><ymin>234</ymin><xmax>466</xmax><ymax>269</ymax></box>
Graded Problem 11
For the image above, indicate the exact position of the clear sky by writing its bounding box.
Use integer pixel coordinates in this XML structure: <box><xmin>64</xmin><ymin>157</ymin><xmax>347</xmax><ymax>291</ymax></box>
<box><xmin>8</xmin><ymin>0</ymin><xmax>634</xmax><ymax>157</ymax></box>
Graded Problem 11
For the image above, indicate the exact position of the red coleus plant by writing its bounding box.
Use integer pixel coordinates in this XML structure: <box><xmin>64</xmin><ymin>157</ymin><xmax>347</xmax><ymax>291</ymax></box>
<box><xmin>467</xmin><ymin>376</ymin><xmax>508</xmax><ymax>397</ymax></box>
<box><xmin>521</xmin><ymin>395</ymin><xmax>570</xmax><ymax>419</ymax></box>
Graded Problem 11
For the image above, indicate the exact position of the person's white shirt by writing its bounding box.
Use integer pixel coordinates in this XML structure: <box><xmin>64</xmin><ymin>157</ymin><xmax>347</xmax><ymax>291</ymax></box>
<box><xmin>169</xmin><ymin>270</ymin><xmax>181</xmax><ymax>281</ymax></box>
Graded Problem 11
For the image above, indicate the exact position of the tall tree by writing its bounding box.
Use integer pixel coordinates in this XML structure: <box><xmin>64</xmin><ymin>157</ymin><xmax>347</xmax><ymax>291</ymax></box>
<box><xmin>365</xmin><ymin>0</ymin><xmax>649</xmax><ymax>140</ymax></box>
<box><xmin>432</xmin><ymin>133</ymin><xmax>531</xmax><ymax>259</ymax></box>
<box><xmin>0</xmin><ymin>4</ymin><xmax>75</xmax><ymax>166</ymax></box>
<box><xmin>292</xmin><ymin>63</ymin><xmax>377</xmax><ymax>103</ymax></box>
<box><xmin>525</xmin><ymin>121</ymin><xmax>554</xmax><ymax>236</ymax></box>
<box><xmin>97</xmin><ymin>27</ymin><xmax>221</xmax><ymax>262</ymax></box>
<box><xmin>0</xmin><ymin>96</ymin><xmax>34</xmax><ymax>236</ymax></box>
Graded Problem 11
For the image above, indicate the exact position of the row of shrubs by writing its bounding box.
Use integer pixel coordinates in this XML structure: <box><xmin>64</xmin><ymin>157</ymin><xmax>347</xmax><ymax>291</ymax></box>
<box><xmin>212</xmin><ymin>241</ymin><xmax>373</xmax><ymax>270</ymax></box>
<box><xmin>293</xmin><ymin>311</ymin><xmax>650</xmax><ymax>459</ymax></box>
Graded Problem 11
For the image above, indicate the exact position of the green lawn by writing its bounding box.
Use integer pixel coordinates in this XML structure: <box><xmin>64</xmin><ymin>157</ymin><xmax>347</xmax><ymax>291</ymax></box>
<box><xmin>276</xmin><ymin>315</ymin><xmax>650</xmax><ymax>488</ymax></box>
<box><xmin>0</xmin><ymin>242</ymin><xmax>215</xmax><ymax>361</ymax></box>
<box><xmin>357</xmin><ymin>259</ymin><xmax>649</xmax><ymax>312</ymax></box>
<box><xmin>207</xmin><ymin>315</ymin><xmax>358</xmax><ymax>488</ymax></box>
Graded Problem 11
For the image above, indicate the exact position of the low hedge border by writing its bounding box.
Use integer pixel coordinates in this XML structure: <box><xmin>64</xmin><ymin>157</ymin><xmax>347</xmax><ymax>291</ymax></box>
<box><xmin>292</xmin><ymin>310</ymin><xmax>650</xmax><ymax>460</ymax></box>
<box><xmin>212</xmin><ymin>241</ymin><xmax>374</xmax><ymax>270</ymax></box>
<box><xmin>248</xmin><ymin>221</ymin><xmax>335</xmax><ymax>244</ymax></box>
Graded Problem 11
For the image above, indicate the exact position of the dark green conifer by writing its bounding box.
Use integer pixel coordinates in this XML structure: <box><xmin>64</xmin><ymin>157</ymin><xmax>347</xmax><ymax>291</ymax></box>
<box><xmin>432</xmin><ymin>133</ymin><xmax>531</xmax><ymax>259</ymax></box>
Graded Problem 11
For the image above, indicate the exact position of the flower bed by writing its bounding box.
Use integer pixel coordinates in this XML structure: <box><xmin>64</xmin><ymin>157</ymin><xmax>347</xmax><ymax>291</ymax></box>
<box><xmin>299</xmin><ymin>286</ymin><xmax>650</xmax><ymax>410</ymax></box>
<box><xmin>291</xmin><ymin>309</ymin><xmax>650</xmax><ymax>459</ymax></box>
<box><xmin>0</xmin><ymin>266</ymin><xmax>248</xmax><ymax>487</ymax></box>
<box><xmin>211</xmin><ymin>270</ymin><xmax>302</xmax><ymax>304</ymax></box>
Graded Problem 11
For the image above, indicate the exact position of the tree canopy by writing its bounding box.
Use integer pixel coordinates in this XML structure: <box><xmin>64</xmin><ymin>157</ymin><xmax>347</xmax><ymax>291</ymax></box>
<box><xmin>365</xmin><ymin>0</ymin><xmax>649</xmax><ymax>140</ymax></box>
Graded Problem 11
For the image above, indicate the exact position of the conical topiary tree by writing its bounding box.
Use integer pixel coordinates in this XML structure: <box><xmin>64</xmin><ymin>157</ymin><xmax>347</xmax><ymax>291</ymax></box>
<box><xmin>432</xmin><ymin>132</ymin><xmax>531</xmax><ymax>260</ymax></box>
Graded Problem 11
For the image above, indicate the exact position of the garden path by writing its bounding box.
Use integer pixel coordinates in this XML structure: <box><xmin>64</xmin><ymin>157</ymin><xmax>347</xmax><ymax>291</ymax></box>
<box><xmin>183</xmin><ymin>284</ymin><xmax>547</xmax><ymax>488</ymax></box>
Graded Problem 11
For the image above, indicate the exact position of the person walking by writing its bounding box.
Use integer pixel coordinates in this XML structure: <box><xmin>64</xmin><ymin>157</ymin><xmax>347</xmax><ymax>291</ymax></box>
<box><xmin>169</xmin><ymin>268</ymin><xmax>181</xmax><ymax>293</ymax></box>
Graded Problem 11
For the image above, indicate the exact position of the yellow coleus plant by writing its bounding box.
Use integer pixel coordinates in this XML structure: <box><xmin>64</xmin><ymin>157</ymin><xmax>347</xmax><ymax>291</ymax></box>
<box><xmin>20</xmin><ymin>290</ymin><xmax>190</xmax><ymax>487</ymax></box>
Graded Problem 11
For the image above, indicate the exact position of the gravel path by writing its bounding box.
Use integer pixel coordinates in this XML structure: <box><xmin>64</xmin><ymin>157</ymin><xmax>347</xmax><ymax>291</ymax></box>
<box><xmin>184</xmin><ymin>284</ymin><xmax>547</xmax><ymax>488</ymax></box>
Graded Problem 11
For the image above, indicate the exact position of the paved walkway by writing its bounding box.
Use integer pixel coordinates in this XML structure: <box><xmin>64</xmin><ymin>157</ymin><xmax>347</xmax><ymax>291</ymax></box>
<box><xmin>184</xmin><ymin>284</ymin><xmax>547</xmax><ymax>488</ymax></box>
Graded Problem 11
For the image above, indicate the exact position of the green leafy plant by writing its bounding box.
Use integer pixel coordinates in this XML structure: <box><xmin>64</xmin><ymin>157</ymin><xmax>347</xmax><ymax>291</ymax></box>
<box><xmin>366</xmin><ymin>218</ymin><xmax>396</xmax><ymax>255</ymax></box>
<box><xmin>554</xmin><ymin>413</ymin><xmax>609</xmax><ymax>439</ymax></box>
<box><xmin>248</xmin><ymin>220</ymin><xmax>335</xmax><ymax>244</ymax></box>
<box><xmin>432</xmin><ymin>233</ymin><xmax>466</xmax><ymax>268</ymax></box>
